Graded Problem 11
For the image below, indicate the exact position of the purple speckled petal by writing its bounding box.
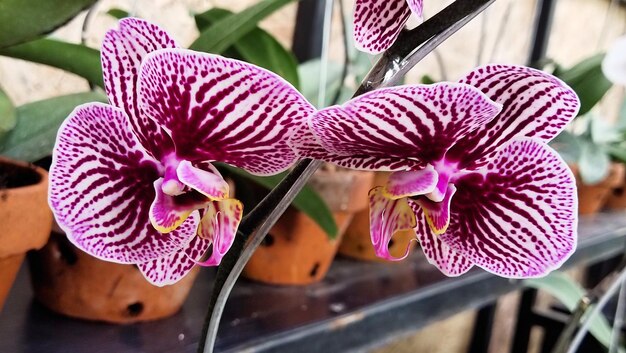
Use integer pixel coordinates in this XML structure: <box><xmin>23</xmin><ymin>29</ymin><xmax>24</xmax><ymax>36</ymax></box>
<box><xmin>353</xmin><ymin>0</ymin><xmax>411</xmax><ymax>54</ymax></box>
<box><xmin>369</xmin><ymin>186</ymin><xmax>416</xmax><ymax>261</ymax></box>
<box><xmin>384</xmin><ymin>166</ymin><xmax>438</xmax><ymax>199</ymax></box>
<box><xmin>176</xmin><ymin>161</ymin><xmax>229</xmax><ymax>200</ymax></box>
<box><xmin>196</xmin><ymin>199</ymin><xmax>243</xmax><ymax>266</ymax></box>
<box><xmin>49</xmin><ymin>103</ymin><xmax>198</xmax><ymax>264</ymax></box>
<box><xmin>406</xmin><ymin>0</ymin><xmax>424</xmax><ymax>18</ymax></box>
<box><xmin>138</xmin><ymin>48</ymin><xmax>315</xmax><ymax>175</ymax></box>
<box><xmin>415</xmin><ymin>183</ymin><xmax>456</xmax><ymax>234</ymax></box>
<box><xmin>411</xmin><ymin>202</ymin><xmax>474</xmax><ymax>276</ymax></box>
<box><xmin>448</xmin><ymin>64</ymin><xmax>580</xmax><ymax>170</ymax></box>
<box><xmin>137</xmin><ymin>236</ymin><xmax>207</xmax><ymax>286</ymax></box>
<box><xmin>310</xmin><ymin>83</ymin><xmax>501</xmax><ymax>171</ymax></box>
<box><xmin>101</xmin><ymin>17</ymin><xmax>177</xmax><ymax>160</ymax></box>
<box><xmin>290</xmin><ymin>122</ymin><xmax>423</xmax><ymax>171</ymax></box>
<box><xmin>442</xmin><ymin>139</ymin><xmax>577</xmax><ymax>278</ymax></box>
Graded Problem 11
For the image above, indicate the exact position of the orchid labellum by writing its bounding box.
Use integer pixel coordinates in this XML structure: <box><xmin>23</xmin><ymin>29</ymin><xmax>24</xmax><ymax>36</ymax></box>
<box><xmin>48</xmin><ymin>18</ymin><xmax>314</xmax><ymax>286</ymax></box>
<box><xmin>354</xmin><ymin>0</ymin><xmax>423</xmax><ymax>54</ymax></box>
<box><xmin>298</xmin><ymin>65</ymin><xmax>580</xmax><ymax>278</ymax></box>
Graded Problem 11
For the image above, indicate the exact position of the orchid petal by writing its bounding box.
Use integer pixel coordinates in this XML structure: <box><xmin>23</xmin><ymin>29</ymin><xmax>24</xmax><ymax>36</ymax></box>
<box><xmin>138</xmin><ymin>48</ymin><xmax>314</xmax><ymax>175</ymax></box>
<box><xmin>369</xmin><ymin>186</ymin><xmax>416</xmax><ymax>261</ymax></box>
<box><xmin>412</xmin><ymin>202</ymin><xmax>473</xmax><ymax>276</ymax></box>
<box><xmin>176</xmin><ymin>161</ymin><xmax>229</xmax><ymax>200</ymax></box>
<box><xmin>309</xmin><ymin>83</ymin><xmax>501</xmax><ymax>170</ymax></box>
<box><xmin>101</xmin><ymin>17</ymin><xmax>177</xmax><ymax>160</ymax></box>
<box><xmin>406</xmin><ymin>0</ymin><xmax>424</xmax><ymax>18</ymax></box>
<box><xmin>603</xmin><ymin>35</ymin><xmax>626</xmax><ymax>86</ymax></box>
<box><xmin>353</xmin><ymin>0</ymin><xmax>411</xmax><ymax>54</ymax></box>
<box><xmin>449</xmin><ymin>64</ymin><xmax>580</xmax><ymax>170</ymax></box>
<box><xmin>49</xmin><ymin>103</ymin><xmax>198</xmax><ymax>263</ymax></box>
<box><xmin>384</xmin><ymin>166</ymin><xmax>438</xmax><ymax>199</ymax></box>
<box><xmin>149</xmin><ymin>179</ymin><xmax>206</xmax><ymax>233</ymax></box>
<box><xmin>137</xmin><ymin>236</ymin><xmax>206</xmax><ymax>286</ymax></box>
<box><xmin>441</xmin><ymin>139</ymin><xmax>577</xmax><ymax>278</ymax></box>
<box><xmin>196</xmin><ymin>199</ymin><xmax>243</xmax><ymax>266</ymax></box>
<box><xmin>415</xmin><ymin>184</ymin><xmax>456</xmax><ymax>235</ymax></box>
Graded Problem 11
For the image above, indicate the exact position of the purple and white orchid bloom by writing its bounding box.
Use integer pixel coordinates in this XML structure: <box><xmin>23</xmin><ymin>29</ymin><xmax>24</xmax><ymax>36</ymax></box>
<box><xmin>48</xmin><ymin>18</ymin><xmax>314</xmax><ymax>286</ymax></box>
<box><xmin>354</xmin><ymin>0</ymin><xmax>423</xmax><ymax>54</ymax></box>
<box><xmin>296</xmin><ymin>64</ymin><xmax>580</xmax><ymax>278</ymax></box>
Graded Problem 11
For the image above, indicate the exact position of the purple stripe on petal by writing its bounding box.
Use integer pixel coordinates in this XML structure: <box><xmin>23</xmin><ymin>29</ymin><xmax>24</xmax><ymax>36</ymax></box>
<box><xmin>449</xmin><ymin>64</ymin><xmax>580</xmax><ymax>170</ymax></box>
<box><xmin>138</xmin><ymin>236</ymin><xmax>207</xmax><ymax>286</ymax></box>
<box><xmin>384</xmin><ymin>166</ymin><xmax>438</xmax><ymax>199</ymax></box>
<box><xmin>138</xmin><ymin>48</ymin><xmax>315</xmax><ymax>175</ymax></box>
<box><xmin>196</xmin><ymin>199</ymin><xmax>243</xmax><ymax>266</ymax></box>
<box><xmin>176</xmin><ymin>161</ymin><xmax>229</xmax><ymax>200</ymax></box>
<box><xmin>353</xmin><ymin>0</ymin><xmax>411</xmax><ymax>54</ymax></box>
<box><xmin>311</xmin><ymin>83</ymin><xmax>501</xmax><ymax>170</ymax></box>
<box><xmin>415</xmin><ymin>183</ymin><xmax>456</xmax><ymax>235</ymax></box>
<box><xmin>369</xmin><ymin>187</ymin><xmax>416</xmax><ymax>261</ymax></box>
<box><xmin>442</xmin><ymin>139</ymin><xmax>577</xmax><ymax>278</ymax></box>
<box><xmin>101</xmin><ymin>17</ymin><xmax>177</xmax><ymax>160</ymax></box>
<box><xmin>412</xmin><ymin>201</ymin><xmax>474</xmax><ymax>276</ymax></box>
<box><xmin>290</xmin><ymin>122</ymin><xmax>421</xmax><ymax>171</ymax></box>
<box><xmin>49</xmin><ymin>103</ymin><xmax>198</xmax><ymax>264</ymax></box>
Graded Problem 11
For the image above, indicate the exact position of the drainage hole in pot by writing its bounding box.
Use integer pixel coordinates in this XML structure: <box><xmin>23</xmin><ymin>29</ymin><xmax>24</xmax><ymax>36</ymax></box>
<box><xmin>126</xmin><ymin>302</ymin><xmax>144</xmax><ymax>317</ymax></box>
<box><xmin>261</xmin><ymin>234</ymin><xmax>275</xmax><ymax>247</ymax></box>
<box><xmin>309</xmin><ymin>262</ymin><xmax>320</xmax><ymax>278</ymax></box>
<box><xmin>615</xmin><ymin>188</ymin><xmax>624</xmax><ymax>197</ymax></box>
<box><xmin>56</xmin><ymin>238</ymin><xmax>78</xmax><ymax>265</ymax></box>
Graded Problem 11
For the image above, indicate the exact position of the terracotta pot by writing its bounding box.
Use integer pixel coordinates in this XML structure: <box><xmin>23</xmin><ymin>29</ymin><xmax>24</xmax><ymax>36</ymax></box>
<box><xmin>243</xmin><ymin>168</ymin><xmax>374</xmax><ymax>285</ymax></box>
<box><xmin>28</xmin><ymin>232</ymin><xmax>199</xmax><ymax>324</ymax></box>
<box><xmin>0</xmin><ymin>157</ymin><xmax>52</xmax><ymax>310</ymax></box>
<box><xmin>572</xmin><ymin>163</ymin><xmax>626</xmax><ymax>215</ymax></box>
<box><xmin>605</xmin><ymin>171</ymin><xmax>626</xmax><ymax>210</ymax></box>
<box><xmin>339</xmin><ymin>171</ymin><xmax>416</xmax><ymax>261</ymax></box>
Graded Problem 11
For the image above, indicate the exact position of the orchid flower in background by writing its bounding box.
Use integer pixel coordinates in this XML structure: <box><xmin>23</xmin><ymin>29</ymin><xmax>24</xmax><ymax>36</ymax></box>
<box><xmin>354</xmin><ymin>0</ymin><xmax>423</xmax><ymax>54</ymax></box>
<box><xmin>603</xmin><ymin>34</ymin><xmax>626</xmax><ymax>86</ymax></box>
<box><xmin>48</xmin><ymin>18</ymin><xmax>314</xmax><ymax>286</ymax></box>
<box><xmin>297</xmin><ymin>65</ymin><xmax>580</xmax><ymax>278</ymax></box>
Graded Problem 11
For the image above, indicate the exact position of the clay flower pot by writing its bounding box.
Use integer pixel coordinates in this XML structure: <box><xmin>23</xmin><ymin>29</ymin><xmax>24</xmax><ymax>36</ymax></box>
<box><xmin>0</xmin><ymin>157</ymin><xmax>52</xmax><ymax>310</ymax></box>
<box><xmin>572</xmin><ymin>163</ymin><xmax>626</xmax><ymax>215</ymax></box>
<box><xmin>243</xmin><ymin>168</ymin><xmax>374</xmax><ymax>285</ymax></box>
<box><xmin>28</xmin><ymin>232</ymin><xmax>199</xmax><ymax>324</ymax></box>
<box><xmin>339</xmin><ymin>171</ymin><xmax>416</xmax><ymax>261</ymax></box>
<box><xmin>605</xmin><ymin>169</ymin><xmax>626</xmax><ymax>210</ymax></box>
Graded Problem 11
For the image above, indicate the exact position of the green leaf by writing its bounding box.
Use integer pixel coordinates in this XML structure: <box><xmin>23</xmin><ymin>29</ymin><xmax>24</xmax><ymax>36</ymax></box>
<box><xmin>194</xmin><ymin>8</ymin><xmax>299</xmax><ymax>88</ymax></box>
<box><xmin>219</xmin><ymin>164</ymin><xmax>338</xmax><ymax>238</ymax></box>
<box><xmin>0</xmin><ymin>39</ymin><xmax>103</xmax><ymax>88</ymax></box>
<box><xmin>298</xmin><ymin>59</ymin><xmax>344</xmax><ymax>108</ymax></box>
<box><xmin>1</xmin><ymin>92</ymin><xmax>106</xmax><ymax>162</ymax></box>
<box><xmin>0</xmin><ymin>0</ymin><xmax>97</xmax><ymax>48</ymax></box>
<box><xmin>555</xmin><ymin>54</ymin><xmax>613</xmax><ymax>116</ymax></box>
<box><xmin>190</xmin><ymin>0</ymin><xmax>296</xmax><ymax>55</ymax></box>
<box><xmin>578</xmin><ymin>140</ymin><xmax>610</xmax><ymax>185</ymax></box>
<box><xmin>526</xmin><ymin>273</ymin><xmax>621</xmax><ymax>351</ymax></box>
<box><xmin>0</xmin><ymin>86</ymin><xmax>16</xmax><ymax>146</ymax></box>
<box><xmin>550</xmin><ymin>130</ymin><xmax>581</xmax><ymax>164</ymax></box>
<box><xmin>107</xmin><ymin>8</ymin><xmax>129</xmax><ymax>19</ymax></box>
<box><xmin>421</xmin><ymin>75</ymin><xmax>436</xmax><ymax>84</ymax></box>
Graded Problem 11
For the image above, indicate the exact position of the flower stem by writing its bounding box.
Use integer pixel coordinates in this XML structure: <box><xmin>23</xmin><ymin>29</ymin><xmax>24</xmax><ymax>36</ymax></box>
<box><xmin>198</xmin><ymin>1</ymin><xmax>494</xmax><ymax>352</ymax></box>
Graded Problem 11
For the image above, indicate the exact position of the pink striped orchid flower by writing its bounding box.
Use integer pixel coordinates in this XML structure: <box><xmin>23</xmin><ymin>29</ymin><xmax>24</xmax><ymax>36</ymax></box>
<box><xmin>297</xmin><ymin>65</ymin><xmax>580</xmax><ymax>278</ymax></box>
<box><xmin>354</xmin><ymin>0</ymin><xmax>423</xmax><ymax>54</ymax></box>
<box><xmin>48</xmin><ymin>18</ymin><xmax>313</xmax><ymax>286</ymax></box>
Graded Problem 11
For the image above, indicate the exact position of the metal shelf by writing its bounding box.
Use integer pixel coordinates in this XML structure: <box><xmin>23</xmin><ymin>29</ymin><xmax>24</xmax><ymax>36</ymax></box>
<box><xmin>2</xmin><ymin>212</ymin><xmax>626</xmax><ymax>353</ymax></box>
